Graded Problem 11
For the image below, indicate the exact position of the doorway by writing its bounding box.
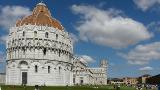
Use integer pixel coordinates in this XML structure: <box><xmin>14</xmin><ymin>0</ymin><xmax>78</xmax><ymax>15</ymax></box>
<box><xmin>22</xmin><ymin>72</ymin><xmax>27</xmax><ymax>85</ymax></box>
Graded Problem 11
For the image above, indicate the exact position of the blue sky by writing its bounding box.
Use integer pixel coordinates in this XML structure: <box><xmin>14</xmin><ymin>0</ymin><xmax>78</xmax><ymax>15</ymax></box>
<box><xmin>0</xmin><ymin>0</ymin><xmax>160</xmax><ymax>78</ymax></box>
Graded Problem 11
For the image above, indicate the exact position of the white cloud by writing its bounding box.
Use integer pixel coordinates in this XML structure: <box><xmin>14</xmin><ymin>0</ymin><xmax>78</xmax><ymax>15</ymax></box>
<box><xmin>133</xmin><ymin>0</ymin><xmax>160</xmax><ymax>11</ymax></box>
<box><xmin>147</xmin><ymin>21</ymin><xmax>160</xmax><ymax>32</ymax></box>
<box><xmin>139</xmin><ymin>66</ymin><xmax>153</xmax><ymax>71</ymax></box>
<box><xmin>71</xmin><ymin>5</ymin><xmax>152</xmax><ymax>49</ymax></box>
<box><xmin>79</xmin><ymin>55</ymin><xmax>95</xmax><ymax>64</ymax></box>
<box><xmin>119</xmin><ymin>42</ymin><xmax>160</xmax><ymax>65</ymax></box>
<box><xmin>70</xmin><ymin>33</ymin><xmax>79</xmax><ymax>44</ymax></box>
<box><xmin>0</xmin><ymin>51</ymin><xmax>5</xmax><ymax>63</ymax></box>
<box><xmin>0</xmin><ymin>5</ymin><xmax>31</xmax><ymax>30</ymax></box>
<box><xmin>0</xmin><ymin>35</ymin><xmax>8</xmax><ymax>45</ymax></box>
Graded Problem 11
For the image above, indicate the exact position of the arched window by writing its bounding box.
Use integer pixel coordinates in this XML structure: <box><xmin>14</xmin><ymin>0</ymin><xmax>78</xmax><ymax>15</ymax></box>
<box><xmin>56</xmin><ymin>34</ymin><xmax>58</xmax><ymax>39</ymax></box>
<box><xmin>22</xmin><ymin>46</ymin><xmax>25</xmax><ymax>54</ymax></box>
<box><xmin>59</xmin><ymin>66</ymin><xmax>61</xmax><ymax>74</ymax></box>
<box><xmin>23</xmin><ymin>31</ymin><xmax>25</xmax><ymax>36</ymax></box>
<box><xmin>43</xmin><ymin>48</ymin><xmax>47</xmax><ymax>55</ymax></box>
<box><xmin>45</xmin><ymin>32</ymin><xmax>48</xmax><ymax>38</ymax></box>
<box><xmin>59</xmin><ymin>50</ymin><xmax>61</xmax><ymax>57</ymax></box>
<box><xmin>48</xmin><ymin>66</ymin><xmax>50</xmax><ymax>73</ymax></box>
<box><xmin>34</xmin><ymin>31</ymin><xmax>37</xmax><ymax>37</ymax></box>
<box><xmin>35</xmin><ymin>65</ymin><xmax>38</xmax><ymax>73</ymax></box>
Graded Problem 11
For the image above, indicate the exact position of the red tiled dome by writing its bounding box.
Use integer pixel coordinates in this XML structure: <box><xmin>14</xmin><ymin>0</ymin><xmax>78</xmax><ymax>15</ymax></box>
<box><xmin>16</xmin><ymin>3</ymin><xmax>64</xmax><ymax>30</ymax></box>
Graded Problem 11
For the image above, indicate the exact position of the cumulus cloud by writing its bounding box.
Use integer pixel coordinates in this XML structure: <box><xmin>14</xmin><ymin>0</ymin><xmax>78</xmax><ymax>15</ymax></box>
<box><xmin>0</xmin><ymin>5</ymin><xmax>31</xmax><ymax>30</ymax></box>
<box><xmin>0</xmin><ymin>35</ymin><xmax>8</xmax><ymax>45</ymax></box>
<box><xmin>119</xmin><ymin>42</ymin><xmax>160</xmax><ymax>65</ymax></box>
<box><xmin>133</xmin><ymin>0</ymin><xmax>160</xmax><ymax>11</ymax></box>
<box><xmin>71</xmin><ymin>5</ymin><xmax>152</xmax><ymax>49</ymax></box>
<box><xmin>0</xmin><ymin>51</ymin><xmax>5</xmax><ymax>63</ymax></box>
<box><xmin>147</xmin><ymin>21</ymin><xmax>160</xmax><ymax>32</ymax></box>
<box><xmin>79</xmin><ymin>55</ymin><xmax>95</xmax><ymax>64</ymax></box>
<box><xmin>139</xmin><ymin>66</ymin><xmax>153</xmax><ymax>71</ymax></box>
<box><xmin>70</xmin><ymin>33</ymin><xmax>79</xmax><ymax>44</ymax></box>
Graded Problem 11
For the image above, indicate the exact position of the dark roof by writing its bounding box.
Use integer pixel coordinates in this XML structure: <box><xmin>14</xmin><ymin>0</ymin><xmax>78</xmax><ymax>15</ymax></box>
<box><xmin>109</xmin><ymin>78</ymin><xmax>123</xmax><ymax>81</ymax></box>
<box><xmin>146</xmin><ymin>74</ymin><xmax>160</xmax><ymax>84</ymax></box>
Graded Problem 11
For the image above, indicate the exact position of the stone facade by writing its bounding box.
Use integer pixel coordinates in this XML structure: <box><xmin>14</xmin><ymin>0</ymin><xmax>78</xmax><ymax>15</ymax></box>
<box><xmin>73</xmin><ymin>59</ymin><xmax>94</xmax><ymax>85</ymax></box>
<box><xmin>73</xmin><ymin>58</ymin><xmax>108</xmax><ymax>85</ymax></box>
<box><xmin>123</xmin><ymin>77</ymin><xmax>138</xmax><ymax>85</ymax></box>
<box><xmin>5</xmin><ymin>2</ymin><xmax>108</xmax><ymax>86</ymax></box>
<box><xmin>0</xmin><ymin>73</ymin><xmax>5</xmax><ymax>84</ymax></box>
<box><xmin>6</xmin><ymin>3</ymin><xmax>73</xmax><ymax>86</ymax></box>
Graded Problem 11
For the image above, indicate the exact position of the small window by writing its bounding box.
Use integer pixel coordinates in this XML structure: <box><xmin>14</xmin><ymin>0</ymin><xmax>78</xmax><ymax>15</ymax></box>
<box><xmin>22</xmin><ymin>47</ymin><xmax>25</xmax><ymax>54</ymax></box>
<box><xmin>45</xmin><ymin>32</ymin><xmax>48</xmax><ymax>38</ymax></box>
<box><xmin>43</xmin><ymin>48</ymin><xmax>47</xmax><ymax>55</ymax></box>
<box><xmin>56</xmin><ymin>34</ymin><xmax>58</xmax><ymax>39</ymax></box>
<box><xmin>48</xmin><ymin>66</ymin><xmax>50</xmax><ymax>73</ymax></box>
<box><xmin>34</xmin><ymin>31</ymin><xmax>37</xmax><ymax>37</ymax></box>
<box><xmin>59</xmin><ymin>50</ymin><xmax>61</xmax><ymax>57</ymax></box>
<box><xmin>73</xmin><ymin>78</ymin><xmax>75</xmax><ymax>84</ymax></box>
<box><xmin>59</xmin><ymin>66</ymin><xmax>61</xmax><ymax>74</ymax></box>
<box><xmin>23</xmin><ymin>31</ymin><xmax>25</xmax><ymax>36</ymax></box>
<box><xmin>35</xmin><ymin>65</ymin><xmax>38</xmax><ymax>73</ymax></box>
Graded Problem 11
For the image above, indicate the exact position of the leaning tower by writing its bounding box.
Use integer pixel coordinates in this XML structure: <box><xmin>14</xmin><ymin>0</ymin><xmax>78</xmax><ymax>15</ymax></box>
<box><xmin>100</xmin><ymin>60</ymin><xmax>108</xmax><ymax>85</ymax></box>
<box><xmin>6</xmin><ymin>2</ymin><xmax>74</xmax><ymax>86</ymax></box>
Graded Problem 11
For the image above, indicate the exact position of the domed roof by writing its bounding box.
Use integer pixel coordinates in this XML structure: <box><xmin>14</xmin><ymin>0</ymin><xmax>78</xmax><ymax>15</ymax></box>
<box><xmin>16</xmin><ymin>3</ymin><xmax>64</xmax><ymax>30</ymax></box>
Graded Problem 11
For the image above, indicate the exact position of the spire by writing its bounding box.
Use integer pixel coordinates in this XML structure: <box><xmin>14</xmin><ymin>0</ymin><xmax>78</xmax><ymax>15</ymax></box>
<box><xmin>37</xmin><ymin>0</ymin><xmax>46</xmax><ymax>6</ymax></box>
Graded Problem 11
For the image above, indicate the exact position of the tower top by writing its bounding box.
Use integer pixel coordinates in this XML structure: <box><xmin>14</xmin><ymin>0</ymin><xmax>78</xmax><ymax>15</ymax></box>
<box><xmin>37</xmin><ymin>0</ymin><xmax>46</xmax><ymax>6</ymax></box>
<box><xmin>100</xmin><ymin>60</ymin><xmax>107</xmax><ymax>68</ymax></box>
<box><xmin>15</xmin><ymin>2</ymin><xmax>64</xmax><ymax>30</ymax></box>
<box><xmin>37</xmin><ymin>2</ymin><xmax>46</xmax><ymax>6</ymax></box>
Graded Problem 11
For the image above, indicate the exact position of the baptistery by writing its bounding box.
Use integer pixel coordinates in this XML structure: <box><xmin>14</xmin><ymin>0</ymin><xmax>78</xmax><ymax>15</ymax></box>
<box><xmin>6</xmin><ymin>2</ymin><xmax>73</xmax><ymax>86</ymax></box>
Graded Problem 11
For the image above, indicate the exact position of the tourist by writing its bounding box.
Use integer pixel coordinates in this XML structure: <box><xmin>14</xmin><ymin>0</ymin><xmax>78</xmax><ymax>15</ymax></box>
<box><xmin>158</xmin><ymin>84</ymin><xmax>160</xmax><ymax>90</ymax></box>
<box><xmin>35</xmin><ymin>85</ymin><xmax>40</xmax><ymax>90</ymax></box>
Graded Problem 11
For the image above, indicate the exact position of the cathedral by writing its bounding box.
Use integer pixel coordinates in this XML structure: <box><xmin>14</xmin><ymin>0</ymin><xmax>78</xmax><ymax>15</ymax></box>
<box><xmin>5</xmin><ymin>2</ymin><xmax>108</xmax><ymax>86</ymax></box>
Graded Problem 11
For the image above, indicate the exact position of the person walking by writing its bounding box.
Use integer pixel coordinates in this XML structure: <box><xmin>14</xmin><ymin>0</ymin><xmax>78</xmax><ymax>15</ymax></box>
<box><xmin>158</xmin><ymin>84</ymin><xmax>160</xmax><ymax>90</ymax></box>
<box><xmin>35</xmin><ymin>85</ymin><xmax>40</xmax><ymax>90</ymax></box>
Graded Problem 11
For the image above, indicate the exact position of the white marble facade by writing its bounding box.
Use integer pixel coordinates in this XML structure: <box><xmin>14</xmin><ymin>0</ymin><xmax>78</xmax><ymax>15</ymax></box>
<box><xmin>6</xmin><ymin>3</ymin><xmax>73</xmax><ymax>86</ymax></box>
<box><xmin>73</xmin><ymin>58</ymin><xmax>108</xmax><ymax>85</ymax></box>
<box><xmin>5</xmin><ymin>25</ymin><xmax>74</xmax><ymax>86</ymax></box>
<box><xmin>5</xmin><ymin>2</ymin><xmax>108</xmax><ymax>86</ymax></box>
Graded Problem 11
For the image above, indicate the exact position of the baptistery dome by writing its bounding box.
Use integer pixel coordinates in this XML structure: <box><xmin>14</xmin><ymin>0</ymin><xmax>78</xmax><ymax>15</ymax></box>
<box><xmin>16</xmin><ymin>3</ymin><xmax>64</xmax><ymax>30</ymax></box>
<box><xmin>6</xmin><ymin>2</ymin><xmax>73</xmax><ymax>86</ymax></box>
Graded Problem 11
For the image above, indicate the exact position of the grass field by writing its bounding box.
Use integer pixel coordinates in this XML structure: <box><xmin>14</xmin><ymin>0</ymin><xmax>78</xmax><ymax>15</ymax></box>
<box><xmin>0</xmin><ymin>85</ymin><xmax>137</xmax><ymax>90</ymax></box>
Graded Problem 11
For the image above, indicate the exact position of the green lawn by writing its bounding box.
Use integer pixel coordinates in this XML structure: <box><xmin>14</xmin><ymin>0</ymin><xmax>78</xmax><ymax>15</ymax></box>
<box><xmin>0</xmin><ymin>85</ymin><xmax>137</xmax><ymax>90</ymax></box>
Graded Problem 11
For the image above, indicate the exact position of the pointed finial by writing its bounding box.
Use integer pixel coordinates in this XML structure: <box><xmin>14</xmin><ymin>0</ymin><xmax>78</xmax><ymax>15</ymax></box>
<box><xmin>37</xmin><ymin>0</ymin><xmax>46</xmax><ymax>6</ymax></box>
<box><xmin>40</xmin><ymin>0</ymin><xmax>43</xmax><ymax>3</ymax></box>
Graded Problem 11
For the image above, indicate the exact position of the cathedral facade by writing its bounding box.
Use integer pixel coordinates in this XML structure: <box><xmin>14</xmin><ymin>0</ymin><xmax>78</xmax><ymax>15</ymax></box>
<box><xmin>73</xmin><ymin>58</ymin><xmax>107</xmax><ymax>85</ymax></box>
<box><xmin>5</xmin><ymin>2</ymin><xmax>107</xmax><ymax>86</ymax></box>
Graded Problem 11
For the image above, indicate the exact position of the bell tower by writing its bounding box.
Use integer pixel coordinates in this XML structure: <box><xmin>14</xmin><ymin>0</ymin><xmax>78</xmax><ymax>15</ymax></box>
<box><xmin>100</xmin><ymin>59</ymin><xmax>107</xmax><ymax>68</ymax></box>
<box><xmin>100</xmin><ymin>59</ymin><xmax>108</xmax><ymax>84</ymax></box>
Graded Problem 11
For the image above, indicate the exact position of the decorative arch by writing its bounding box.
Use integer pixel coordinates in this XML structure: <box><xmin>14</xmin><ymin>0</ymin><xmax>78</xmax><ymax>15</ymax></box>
<box><xmin>45</xmin><ymin>42</ymin><xmax>50</xmax><ymax>47</ymax></box>
<box><xmin>31</xmin><ymin>61</ymin><xmax>41</xmax><ymax>66</ymax></box>
<box><xmin>37</xmin><ymin>42</ymin><xmax>40</xmax><ymax>46</ymax></box>
<box><xmin>18</xmin><ymin>61</ymin><xmax>28</xmax><ymax>69</ymax></box>
<box><xmin>19</xmin><ymin>61</ymin><xmax>28</xmax><ymax>66</ymax></box>
<box><xmin>44</xmin><ymin>61</ymin><xmax>54</xmax><ymax>67</ymax></box>
<box><xmin>65</xmin><ymin>64</ymin><xmax>71</xmax><ymax>71</ymax></box>
<box><xmin>20</xmin><ymin>42</ymin><xmax>23</xmax><ymax>47</ymax></box>
<box><xmin>28</xmin><ymin>42</ymin><xmax>31</xmax><ymax>46</ymax></box>
<box><xmin>9</xmin><ymin>62</ymin><xmax>17</xmax><ymax>68</ymax></box>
